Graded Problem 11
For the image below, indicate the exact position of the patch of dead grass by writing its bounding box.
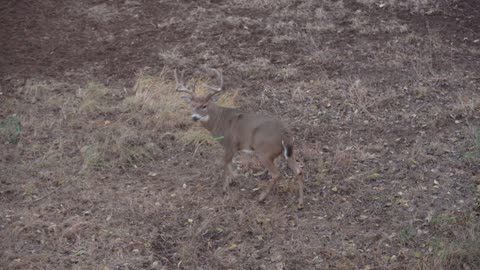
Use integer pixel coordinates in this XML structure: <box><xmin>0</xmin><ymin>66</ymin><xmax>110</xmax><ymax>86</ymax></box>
<box><xmin>356</xmin><ymin>0</ymin><xmax>454</xmax><ymax>13</ymax></box>
<box><xmin>347</xmin><ymin>79</ymin><xmax>379</xmax><ymax>120</ymax></box>
<box><xmin>422</xmin><ymin>213</ymin><xmax>480</xmax><ymax>270</ymax></box>
<box><xmin>122</xmin><ymin>69</ymin><xmax>191</xmax><ymax>129</ymax></box>
<box><xmin>234</xmin><ymin>57</ymin><xmax>274</xmax><ymax>79</ymax></box>
<box><xmin>459</xmin><ymin>126</ymin><xmax>480</xmax><ymax>167</ymax></box>
<box><xmin>453</xmin><ymin>95</ymin><xmax>480</xmax><ymax>119</ymax></box>
<box><xmin>12</xmin><ymin>72</ymin><xmax>213</xmax><ymax>172</ymax></box>
<box><xmin>350</xmin><ymin>15</ymin><xmax>408</xmax><ymax>35</ymax></box>
<box><xmin>79</xmin><ymin>82</ymin><xmax>112</xmax><ymax>115</ymax></box>
<box><xmin>229</xmin><ymin>0</ymin><xmax>295</xmax><ymax>9</ymax></box>
<box><xmin>178</xmin><ymin>127</ymin><xmax>215</xmax><ymax>150</ymax></box>
<box><xmin>77</xmin><ymin>69</ymin><xmax>239</xmax><ymax>169</ymax></box>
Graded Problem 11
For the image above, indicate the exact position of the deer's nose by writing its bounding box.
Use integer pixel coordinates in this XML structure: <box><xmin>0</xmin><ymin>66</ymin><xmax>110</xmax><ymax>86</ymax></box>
<box><xmin>192</xmin><ymin>115</ymin><xmax>200</xmax><ymax>122</ymax></box>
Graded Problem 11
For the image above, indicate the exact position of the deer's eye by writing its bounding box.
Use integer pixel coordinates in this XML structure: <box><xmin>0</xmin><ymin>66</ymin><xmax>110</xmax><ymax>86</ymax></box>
<box><xmin>201</xmin><ymin>105</ymin><xmax>207</xmax><ymax>110</ymax></box>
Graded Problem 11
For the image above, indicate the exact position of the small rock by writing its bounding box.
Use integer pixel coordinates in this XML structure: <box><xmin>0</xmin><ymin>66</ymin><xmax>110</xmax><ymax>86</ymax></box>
<box><xmin>152</xmin><ymin>261</ymin><xmax>161</xmax><ymax>268</ymax></box>
<box><xmin>270</xmin><ymin>252</ymin><xmax>283</xmax><ymax>262</ymax></box>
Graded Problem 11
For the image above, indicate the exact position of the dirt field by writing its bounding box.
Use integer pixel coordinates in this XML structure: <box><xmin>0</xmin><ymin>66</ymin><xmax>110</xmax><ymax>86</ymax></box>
<box><xmin>1</xmin><ymin>0</ymin><xmax>479</xmax><ymax>269</ymax></box>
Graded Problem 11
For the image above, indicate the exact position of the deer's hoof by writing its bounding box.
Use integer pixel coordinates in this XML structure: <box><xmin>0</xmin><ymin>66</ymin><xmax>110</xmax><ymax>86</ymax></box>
<box><xmin>297</xmin><ymin>202</ymin><xmax>304</xmax><ymax>210</ymax></box>
<box><xmin>222</xmin><ymin>178</ymin><xmax>232</xmax><ymax>192</ymax></box>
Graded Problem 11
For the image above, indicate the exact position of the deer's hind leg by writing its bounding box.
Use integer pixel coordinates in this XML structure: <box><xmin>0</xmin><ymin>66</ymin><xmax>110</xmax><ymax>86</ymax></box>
<box><xmin>258</xmin><ymin>154</ymin><xmax>280</xmax><ymax>203</ymax></box>
<box><xmin>287</xmin><ymin>154</ymin><xmax>304</xmax><ymax>210</ymax></box>
<box><xmin>222</xmin><ymin>150</ymin><xmax>235</xmax><ymax>192</ymax></box>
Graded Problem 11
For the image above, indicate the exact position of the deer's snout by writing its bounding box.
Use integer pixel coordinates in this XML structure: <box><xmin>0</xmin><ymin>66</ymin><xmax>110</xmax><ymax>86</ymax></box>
<box><xmin>191</xmin><ymin>113</ymin><xmax>209</xmax><ymax>122</ymax></box>
<box><xmin>192</xmin><ymin>115</ymin><xmax>200</xmax><ymax>122</ymax></box>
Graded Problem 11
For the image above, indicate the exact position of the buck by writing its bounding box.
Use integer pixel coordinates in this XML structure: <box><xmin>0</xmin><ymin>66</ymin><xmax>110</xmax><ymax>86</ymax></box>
<box><xmin>175</xmin><ymin>68</ymin><xmax>304</xmax><ymax>209</ymax></box>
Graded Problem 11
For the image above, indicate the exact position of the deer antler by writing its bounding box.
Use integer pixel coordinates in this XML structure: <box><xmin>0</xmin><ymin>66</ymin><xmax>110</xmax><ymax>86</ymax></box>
<box><xmin>205</xmin><ymin>68</ymin><xmax>224</xmax><ymax>100</ymax></box>
<box><xmin>174</xmin><ymin>69</ymin><xmax>195</xmax><ymax>95</ymax></box>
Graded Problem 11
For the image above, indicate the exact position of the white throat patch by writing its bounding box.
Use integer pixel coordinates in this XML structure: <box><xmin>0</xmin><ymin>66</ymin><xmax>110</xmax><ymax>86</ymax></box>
<box><xmin>200</xmin><ymin>115</ymin><xmax>210</xmax><ymax>122</ymax></box>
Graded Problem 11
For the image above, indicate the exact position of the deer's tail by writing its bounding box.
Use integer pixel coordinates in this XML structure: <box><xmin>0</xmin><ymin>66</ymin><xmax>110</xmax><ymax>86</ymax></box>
<box><xmin>281</xmin><ymin>134</ymin><xmax>294</xmax><ymax>159</ymax></box>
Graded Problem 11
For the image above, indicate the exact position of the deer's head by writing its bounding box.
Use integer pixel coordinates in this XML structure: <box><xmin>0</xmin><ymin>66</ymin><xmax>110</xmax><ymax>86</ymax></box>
<box><xmin>174</xmin><ymin>68</ymin><xmax>224</xmax><ymax>123</ymax></box>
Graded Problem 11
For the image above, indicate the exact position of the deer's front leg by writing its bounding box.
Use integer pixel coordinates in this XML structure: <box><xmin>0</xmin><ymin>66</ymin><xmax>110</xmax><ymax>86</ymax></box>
<box><xmin>287</xmin><ymin>155</ymin><xmax>304</xmax><ymax>210</ymax></box>
<box><xmin>222</xmin><ymin>150</ymin><xmax>235</xmax><ymax>192</ymax></box>
<box><xmin>258</xmin><ymin>155</ymin><xmax>280</xmax><ymax>202</ymax></box>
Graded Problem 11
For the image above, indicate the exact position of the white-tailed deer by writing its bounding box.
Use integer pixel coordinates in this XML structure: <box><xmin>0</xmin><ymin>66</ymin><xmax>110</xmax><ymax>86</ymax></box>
<box><xmin>175</xmin><ymin>68</ymin><xmax>304</xmax><ymax>209</ymax></box>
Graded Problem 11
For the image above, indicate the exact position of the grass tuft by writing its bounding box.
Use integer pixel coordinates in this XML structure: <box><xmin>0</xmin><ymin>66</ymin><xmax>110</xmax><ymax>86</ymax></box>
<box><xmin>178</xmin><ymin>128</ymin><xmax>214</xmax><ymax>147</ymax></box>
<box><xmin>122</xmin><ymin>70</ymin><xmax>191</xmax><ymax>130</ymax></box>
<box><xmin>460</xmin><ymin>127</ymin><xmax>480</xmax><ymax>166</ymax></box>
<box><xmin>79</xmin><ymin>82</ymin><xmax>109</xmax><ymax>115</ymax></box>
<box><xmin>423</xmin><ymin>214</ymin><xmax>480</xmax><ymax>270</ymax></box>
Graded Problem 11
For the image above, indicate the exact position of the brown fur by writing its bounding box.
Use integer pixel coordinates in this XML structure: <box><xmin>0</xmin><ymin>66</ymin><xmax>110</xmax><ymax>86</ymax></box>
<box><xmin>175</xmin><ymin>69</ymin><xmax>304</xmax><ymax>209</ymax></box>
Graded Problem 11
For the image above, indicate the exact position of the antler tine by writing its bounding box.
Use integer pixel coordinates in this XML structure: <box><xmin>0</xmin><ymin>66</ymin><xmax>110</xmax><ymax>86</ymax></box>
<box><xmin>174</xmin><ymin>69</ymin><xmax>193</xmax><ymax>94</ymax></box>
<box><xmin>204</xmin><ymin>68</ymin><xmax>224</xmax><ymax>93</ymax></box>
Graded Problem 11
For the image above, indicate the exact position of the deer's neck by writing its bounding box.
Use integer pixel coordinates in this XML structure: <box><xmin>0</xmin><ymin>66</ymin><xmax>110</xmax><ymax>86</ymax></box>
<box><xmin>202</xmin><ymin>103</ymin><xmax>235</xmax><ymax>138</ymax></box>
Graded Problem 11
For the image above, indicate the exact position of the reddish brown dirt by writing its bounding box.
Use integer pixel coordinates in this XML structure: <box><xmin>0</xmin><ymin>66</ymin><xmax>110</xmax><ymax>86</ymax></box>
<box><xmin>1</xmin><ymin>0</ymin><xmax>479</xmax><ymax>269</ymax></box>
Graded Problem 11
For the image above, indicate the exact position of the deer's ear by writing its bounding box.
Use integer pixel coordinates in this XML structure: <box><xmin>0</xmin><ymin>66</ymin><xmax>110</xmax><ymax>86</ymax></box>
<box><xmin>181</xmin><ymin>96</ymin><xmax>192</xmax><ymax>104</ymax></box>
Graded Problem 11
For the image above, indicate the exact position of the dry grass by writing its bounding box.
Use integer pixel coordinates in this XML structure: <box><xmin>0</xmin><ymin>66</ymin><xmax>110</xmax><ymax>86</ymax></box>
<box><xmin>235</xmin><ymin>57</ymin><xmax>274</xmax><ymax>79</ymax></box>
<box><xmin>229</xmin><ymin>0</ymin><xmax>295</xmax><ymax>9</ymax></box>
<box><xmin>350</xmin><ymin>16</ymin><xmax>408</xmax><ymax>34</ymax></box>
<box><xmin>79</xmin><ymin>82</ymin><xmax>110</xmax><ymax>115</ymax></box>
<box><xmin>345</xmin><ymin>79</ymin><xmax>382</xmax><ymax>121</ymax></box>
<box><xmin>453</xmin><ymin>95</ymin><xmax>480</xmax><ymax>119</ymax></box>
<box><xmin>79</xmin><ymin>69</ymin><xmax>240</xmax><ymax>170</ymax></box>
<box><xmin>2</xmin><ymin>0</ymin><xmax>479</xmax><ymax>269</ymax></box>
<box><xmin>355</xmin><ymin>0</ymin><xmax>457</xmax><ymax>13</ymax></box>
<box><xmin>421</xmin><ymin>213</ymin><xmax>480</xmax><ymax>270</ymax></box>
<box><xmin>460</xmin><ymin>126</ymin><xmax>480</xmax><ymax>166</ymax></box>
<box><xmin>7</xmin><ymin>70</ymin><xmax>238</xmax><ymax>173</ymax></box>
<box><xmin>76</xmin><ymin>71</ymin><xmax>189</xmax><ymax>169</ymax></box>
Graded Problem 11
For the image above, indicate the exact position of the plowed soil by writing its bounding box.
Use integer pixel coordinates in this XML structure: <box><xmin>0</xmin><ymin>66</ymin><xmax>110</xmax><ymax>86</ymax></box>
<box><xmin>1</xmin><ymin>0</ymin><xmax>479</xmax><ymax>269</ymax></box>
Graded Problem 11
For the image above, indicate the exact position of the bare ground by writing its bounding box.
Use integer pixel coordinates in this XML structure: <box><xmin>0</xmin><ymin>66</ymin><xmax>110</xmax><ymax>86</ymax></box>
<box><xmin>1</xmin><ymin>0</ymin><xmax>479</xmax><ymax>269</ymax></box>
